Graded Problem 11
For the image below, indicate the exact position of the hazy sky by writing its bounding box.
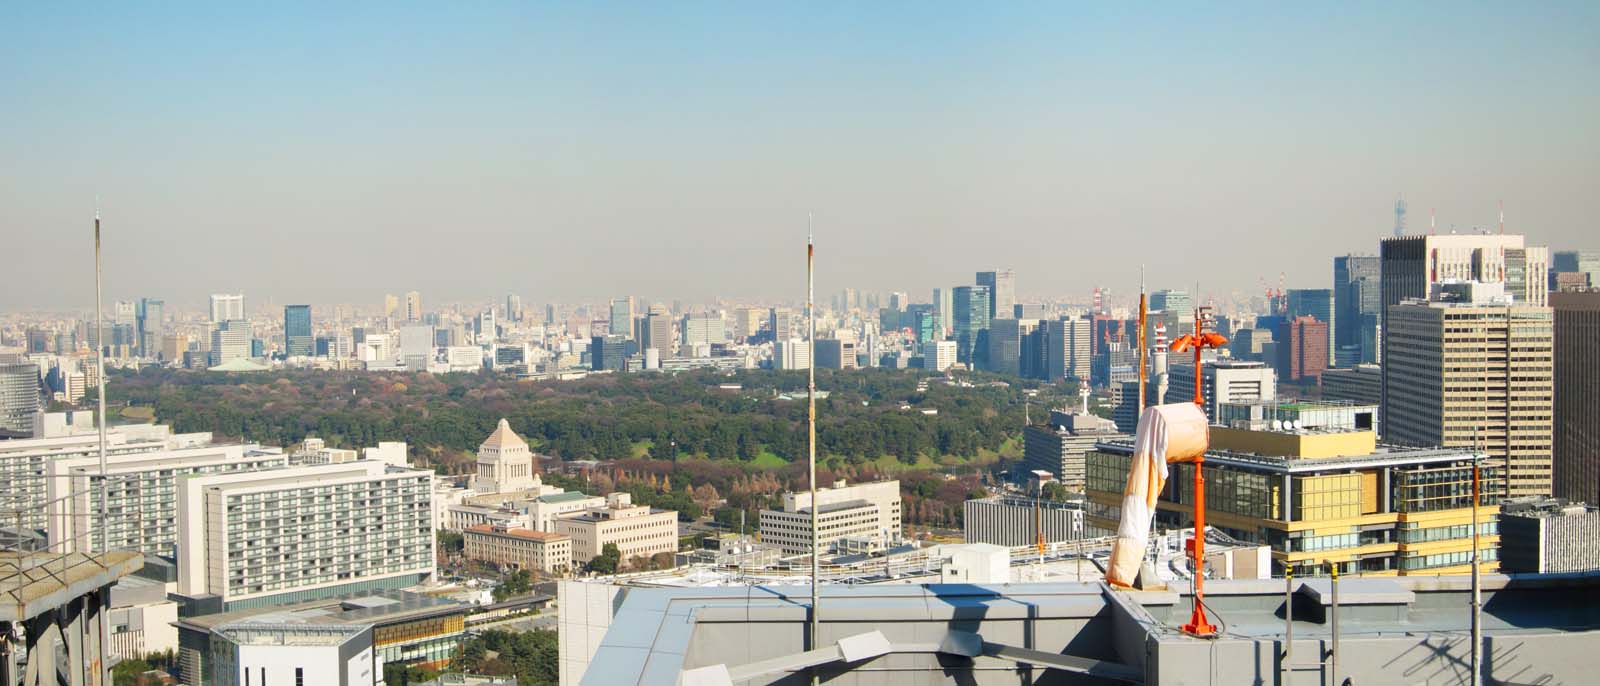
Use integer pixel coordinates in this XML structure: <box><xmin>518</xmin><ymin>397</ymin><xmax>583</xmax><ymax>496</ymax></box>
<box><xmin>4</xmin><ymin>2</ymin><xmax>1597</xmax><ymax>312</ymax></box>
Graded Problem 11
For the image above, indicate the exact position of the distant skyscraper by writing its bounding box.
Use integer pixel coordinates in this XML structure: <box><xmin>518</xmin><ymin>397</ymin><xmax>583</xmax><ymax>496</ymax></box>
<box><xmin>933</xmin><ymin>288</ymin><xmax>952</xmax><ymax>337</ymax></box>
<box><xmin>1386</xmin><ymin>282</ymin><xmax>1553</xmax><ymax>497</ymax></box>
<box><xmin>985</xmin><ymin>319</ymin><xmax>1026</xmax><ymax>376</ymax></box>
<box><xmin>1043</xmin><ymin>317</ymin><xmax>1093</xmax><ymax>382</ymax></box>
<box><xmin>1380</xmin><ymin>234</ymin><xmax>1550</xmax><ymax>416</ymax></box>
<box><xmin>1333</xmin><ymin>255</ymin><xmax>1381</xmax><ymax>367</ymax></box>
<box><xmin>775</xmin><ymin>339</ymin><xmax>810</xmax><ymax>370</ymax></box>
<box><xmin>643</xmin><ymin>304</ymin><xmax>673</xmax><ymax>358</ymax></box>
<box><xmin>609</xmin><ymin>298</ymin><xmax>634</xmax><ymax>339</ymax></box>
<box><xmin>404</xmin><ymin>291</ymin><xmax>423</xmax><ymax>322</ymax></box>
<box><xmin>0</xmin><ymin>362</ymin><xmax>41</xmax><ymax>436</ymax></box>
<box><xmin>1165</xmin><ymin>360</ymin><xmax>1277</xmax><ymax>422</ymax></box>
<box><xmin>505</xmin><ymin>294</ymin><xmax>523</xmax><ymax>322</ymax></box>
<box><xmin>384</xmin><ymin>294</ymin><xmax>400</xmax><ymax>321</ymax></box>
<box><xmin>951</xmin><ymin>285</ymin><xmax>991</xmax><ymax>367</ymax></box>
<box><xmin>209</xmin><ymin>294</ymin><xmax>245</xmax><ymax>323</ymax></box>
<box><xmin>976</xmin><ymin>270</ymin><xmax>1016</xmax><ymax>320</ymax></box>
<box><xmin>1149</xmin><ymin>289</ymin><xmax>1190</xmax><ymax>316</ymax></box>
<box><xmin>680</xmin><ymin>312</ymin><xmax>725</xmax><ymax>348</ymax></box>
<box><xmin>137</xmin><ymin>298</ymin><xmax>165</xmax><ymax>360</ymax></box>
<box><xmin>814</xmin><ymin>339</ymin><xmax>858</xmax><ymax>370</ymax></box>
<box><xmin>1553</xmin><ymin>291</ymin><xmax>1600</xmax><ymax>506</ymax></box>
<box><xmin>283</xmin><ymin>305</ymin><xmax>313</xmax><ymax>357</ymax></box>
<box><xmin>1286</xmin><ymin>289</ymin><xmax>1334</xmax><ymax>361</ymax></box>
<box><xmin>210</xmin><ymin>320</ymin><xmax>251</xmax><ymax>366</ymax></box>
<box><xmin>768</xmin><ymin>307</ymin><xmax>793</xmax><ymax>343</ymax></box>
<box><xmin>1274</xmin><ymin>316</ymin><xmax>1328</xmax><ymax>383</ymax></box>
<box><xmin>590</xmin><ymin>335</ymin><xmax>628</xmax><ymax>372</ymax></box>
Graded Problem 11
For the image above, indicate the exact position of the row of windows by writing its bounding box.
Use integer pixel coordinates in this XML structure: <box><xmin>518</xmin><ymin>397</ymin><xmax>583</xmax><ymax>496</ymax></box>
<box><xmin>1399</xmin><ymin>548</ymin><xmax>1498</xmax><ymax>570</ymax></box>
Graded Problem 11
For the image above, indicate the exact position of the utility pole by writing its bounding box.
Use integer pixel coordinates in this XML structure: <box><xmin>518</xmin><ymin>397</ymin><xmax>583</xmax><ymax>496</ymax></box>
<box><xmin>807</xmin><ymin>219</ymin><xmax>820</xmax><ymax>686</ymax></box>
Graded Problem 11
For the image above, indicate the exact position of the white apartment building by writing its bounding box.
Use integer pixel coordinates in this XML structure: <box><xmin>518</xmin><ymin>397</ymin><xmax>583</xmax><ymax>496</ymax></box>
<box><xmin>552</xmin><ymin>493</ymin><xmax>678</xmax><ymax>565</ymax></box>
<box><xmin>524</xmin><ymin>491</ymin><xmax>606</xmax><ymax>532</ymax></box>
<box><xmin>0</xmin><ymin>419</ymin><xmax>213</xmax><ymax>532</ymax></box>
<box><xmin>45</xmin><ymin>443</ymin><xmax>288</xmax><ymax>556</ymax></box>
<box><xmin>176</xmin><ymin>461</ymin><xmax>436</xmax><ymax>613</ymax></box>
<box><xmin>759</xmin><ymin>480</ymin><xmax>902</xmax><ymax>556</ymax></box>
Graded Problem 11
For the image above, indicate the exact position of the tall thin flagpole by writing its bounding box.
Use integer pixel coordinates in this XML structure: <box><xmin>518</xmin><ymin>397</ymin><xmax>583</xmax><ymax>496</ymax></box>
<box><xmin>94</xmin><ymin>204</ymin><xmax>110</xmax><ymax>557</ymax></box>
<box><xmin>807</xmin><ymin>216</ymin><xmax>820</xmax><ymax>681</ymax></box>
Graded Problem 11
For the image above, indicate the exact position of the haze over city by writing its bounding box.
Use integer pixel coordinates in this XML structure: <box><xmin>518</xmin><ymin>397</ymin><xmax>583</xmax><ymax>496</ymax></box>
<box><xmin>5</xmin><ymin>2</ymin><xmax>1598</xmax><ymax>309</ymax></box>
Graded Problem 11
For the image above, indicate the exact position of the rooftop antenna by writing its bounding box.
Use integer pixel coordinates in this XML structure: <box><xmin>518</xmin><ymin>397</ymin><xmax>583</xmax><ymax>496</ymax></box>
<box><xmin>94</xmin><ymin>199</ymin><xmax>110</xmax><ymax>556</ymax></box>
<box><xmin>1498</xmin><ymin>200</ymin><xmax>1505</xmax><ymax>236</ymax></box>
<box><xmin>806</xmin><ymin>214</ymin><xmax>821</xmax><ymax>685</ymax></box>
<box><xmin>1430</xmin><ymin>207</ymin><xmax>1437</xmax><ymax>235</ymax></box>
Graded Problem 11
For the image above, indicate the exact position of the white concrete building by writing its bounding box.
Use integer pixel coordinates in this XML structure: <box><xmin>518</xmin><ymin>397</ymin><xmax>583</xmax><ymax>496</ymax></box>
<box><xmin>553</xmin><ymin>493</ymin><xmax>678</xmax><ymax>565</ymax></box>
<box><xmin>775</xmin><ymin>338</ymin><xmax>810</xmax><ymax>370</ymax></box>
<box><xmin>175</xmin><ymin>461</ymin><xmax>436</xmax><ymax>613</ymax></box>
<box><xmin>924</xmin><ymin>340</ymin><xmax>957</xmax><ymax>372</ymax></box>
<box><xmin>45</xmin><ymin>443</ymin><xmax>288</xmax><ymax>557</ymax></box>
<box><xmin>759</xmin><ymin>480</ymin><xmax>902</xmax><ymax>556</ymax></box>
<box><xmin>208</xmin><ymin>623</ymin><xmax>374</xmax><ymax>686</ymax></box>
<box><xmin>474</xmin><ymin>418</ymin><xmax>535</xmax><ymax>494</ymax></box>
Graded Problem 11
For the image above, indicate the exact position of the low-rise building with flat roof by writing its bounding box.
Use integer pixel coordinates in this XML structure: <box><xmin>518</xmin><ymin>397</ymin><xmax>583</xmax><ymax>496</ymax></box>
<box><xmin>462</xmin><ymin>524</ymin><xmax>572</xmax><ymax>575</ymax></box>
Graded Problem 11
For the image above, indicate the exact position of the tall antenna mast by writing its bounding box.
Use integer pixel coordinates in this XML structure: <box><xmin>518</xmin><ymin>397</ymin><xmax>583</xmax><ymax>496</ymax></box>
<box><xmin>94</xmin><ymin>202</ymin><xmax>110</xmax><ymax>556</ymax></box>
<box><xmin>806</xmin><ymin>214</ymin><xmax>820</xmax><ymax>683</ymax></box>
<box><xmin>1430</xmin><ymin>207</ymin><xmax>1437</xmax><ymax>235</ymax></box>
<box><xmin>1498</xmin><ymin>200</ymin><xmax>1505</xmax><ymax>236</ymax></box>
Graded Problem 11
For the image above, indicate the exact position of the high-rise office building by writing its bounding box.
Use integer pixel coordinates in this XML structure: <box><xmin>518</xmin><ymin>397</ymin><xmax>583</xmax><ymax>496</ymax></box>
<box><xmin>1333</xmin><ymin>255</ymin><xmax>1381</xmax><ymax>366</ymax></box>
<box><xmin>951</xmin><ymin>285</ymin><xmax>991</xmax><ymax>367</ymax></box>
<box><xmin>1286</xmin><ymin>288</ymin><xmax>1335</xmax><ymax>361</ymax></box>
<box><xmin>922</xmin><ymin>340</ymin><xmax>957</xmax><ymax>372</ymax></box>
<box><xmin>175</xmin><ymin>460</ymin><xmax>436</xmax><ymax>613</ymax></box>
<box><xmin>591</xmin><ymin>335</ymin><xmax>627</xmax><ymax>372</ymax></box>
<box><xmin>0</xmin><ymin>363</ymin><xmax>42</xmax><ymax>436</ymax></box>
<box><xmin>1553</xmin><ymin>291</ymin><xmax>1600</xmax><ymax>506</ymax></box>
<box><xmin>680</xmin><ymin>312</ymin><xmax>725</xmax><ymax>348</ymax></box>
<box><xmin>1380</xmin><ymin>235</ymin><xmax>1550</xmax><ymax>416</ymax></box>
<box><xmin>404</xmin><ymin>291</ymin><xmax>423</xmax><ymax>321</ymax></box>
<box><xmin>475</xmin><ymin>308</ymin><xmax>498</xmax><ymax>343</ymax></box>
<box><xmin>775</xmin><ymin>339</ymin><xmax>810</xmax><ymax>370</ymax></box>
<box><xmin>1274</xmin><ymin>315</ymin><xmax>1328</xmax><ymax>383</ymax></box>
<box><xmin>210</xmin><ymin>294</ymin><xmax>246</xmax><ymax>323</ymax></box>
<box><xmin>384</xmin><ymin>294</ymin><xmax>400</xmax><ymax>321</ymax></box>
<box><xmin>985</xmin><ymin>319</ymin><xmax>1027</xmax><ymax>376</ymax></box>
<box><xmin>1386</xmin><ymin>282</ymin><xmax>1554</xmax><ymax>497</ymax></box>
<box><xmin>1024</xmin><ymin>410</ymin><xmax>1123</xmax><ymax>491</ymax></box>
<box><xmin>933</xmin><ymin>288</ymin><xmax>952</xmax><ymax>337</ymax></box>
<box><xmin>210</xmin><ymin>320</ymin><xmax>251</xmax><ymax>366</ymax></box>
<box><xmin>1165</xmin><ymin>360</ymin><xmax>1277</xmax><ymax>422</ymax></box>
<box><xmin>643</xmin><ymin>304</ymin><xmax>673</xmax><ymax>358</ymax></box>
<box><xmin>609</xmin><ymin>297</ymin><xmax>635</xmax><ymax>338</ymax></box>
<box><xmin>768</xmin><ymin>307</ymin><xmax>793</xmax><ymax>343</ymax></box>
<box><xmin>1149</xmin><ymin>290</ymin><xmax>1190</xmax><ymax>317</ymax></box>
<box><xmin>283</xmin><ymin>305</ymin><xmax>313</xmax><ymax>358</ymax></box>
<box><xmin>137</xmin><ymin>298</ymin><xmax>165</xmax><ymax>359</ymax></box>
<box><xmin>733</xmin><ymin>307</ymin><xmax>763</xmax><ymax>342</ymax></box>
<box><xmin>505</xmin><ymin>293</ymin><xmax>523</xmax><ymax>322</ymax></box>
<box><xmin>976</xmin><ymin>271</ymin><xmax>1016</xmax><ymax>320</ymax></box>
<box><xmin>814</xmin><ymin>339</ymin><xmax>858</xmax><ymax>370</ymax></box>
<box><xmin>1042</xmin><ymin>317</ymin><xmax>1093</xmax><ymax>382</ymax></box>
<box><xmin>398</xmin><ymin>325</ymin><xmax>435</xmax><ymax>370</ymax></box>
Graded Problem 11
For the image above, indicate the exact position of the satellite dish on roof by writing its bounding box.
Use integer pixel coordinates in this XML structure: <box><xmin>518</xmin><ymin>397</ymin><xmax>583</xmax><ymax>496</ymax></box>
<box><xmin>1271</xmin><ymin>420</ymin><xmax>1283</xmax><ymax>431</ymax></box>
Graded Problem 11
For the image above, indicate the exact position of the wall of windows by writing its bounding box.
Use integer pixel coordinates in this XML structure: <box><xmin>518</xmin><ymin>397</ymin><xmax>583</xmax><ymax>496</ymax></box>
<box><xmin>1400</xmin><ymin>547</ymin><xmax>1498</xmax><ymax>571</ymax></box>
<box><xmin>1398</xmin><ymin>521</ymin><xmax>1496</xmax><ymax>543</ymax></box>
<box><xmin>1392</xmin><ymin>464</ymin><xmax>1504</xmax><ymax>513</ymax></box>
<box><xmin>1293</xmin><ymin>474</ymin><xmax>1361</xmax><ymax>521</ymax></box>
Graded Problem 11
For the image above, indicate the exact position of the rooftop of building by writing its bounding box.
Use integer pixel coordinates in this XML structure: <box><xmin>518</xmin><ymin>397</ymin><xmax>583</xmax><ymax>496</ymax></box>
<box><xmin>533</xmin><ymin>491</ymin><xmax>597</xmax><ymax>504</ymax></box>
<box><xmin>212</xmin><ymin>622</ymin><xmax>366</xmax><ymax>647</ymax></box>
<box><xmin>466</xmin><ymin>524</ymin><xmax>570</xmax><ymax>542</ymax></box>
<box><xmin>1501</xmin><ymin>496</ymin><xmax>1596</xmax><ymax>518</ymax></box>
<box><xmin>479</xmin><ymin>418</ymin><xmax>529</xmax><ymax>452</ymax></box>
<box><xmin>175</xmin><ymin>589</ymin><xmax>470</xmax><ymax>633</ymax></box>
<box><xmin>574</xmin><ymin>572</ymin><xmax>1600</xmax><ymax>686</ymax></box>
<box><xmin>1093</xmin><ymin>433</ymin><xmax>1478</xmax><ymax>474</ymax></box>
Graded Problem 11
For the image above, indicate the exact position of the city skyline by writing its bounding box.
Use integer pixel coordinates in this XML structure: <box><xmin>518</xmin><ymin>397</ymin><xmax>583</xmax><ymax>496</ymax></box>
<box><xmin>5</xmin><ymin>3</ymin><xmax>1599</xmax><ymax>309</ymax></box>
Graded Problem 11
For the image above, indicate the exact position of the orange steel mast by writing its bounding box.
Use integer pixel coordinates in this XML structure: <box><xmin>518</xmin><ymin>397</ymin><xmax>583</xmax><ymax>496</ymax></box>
<box><xmin>1168</xmin><ymin>307</ymin><xmax>1228</xmax><ymax>637</ymax></box>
